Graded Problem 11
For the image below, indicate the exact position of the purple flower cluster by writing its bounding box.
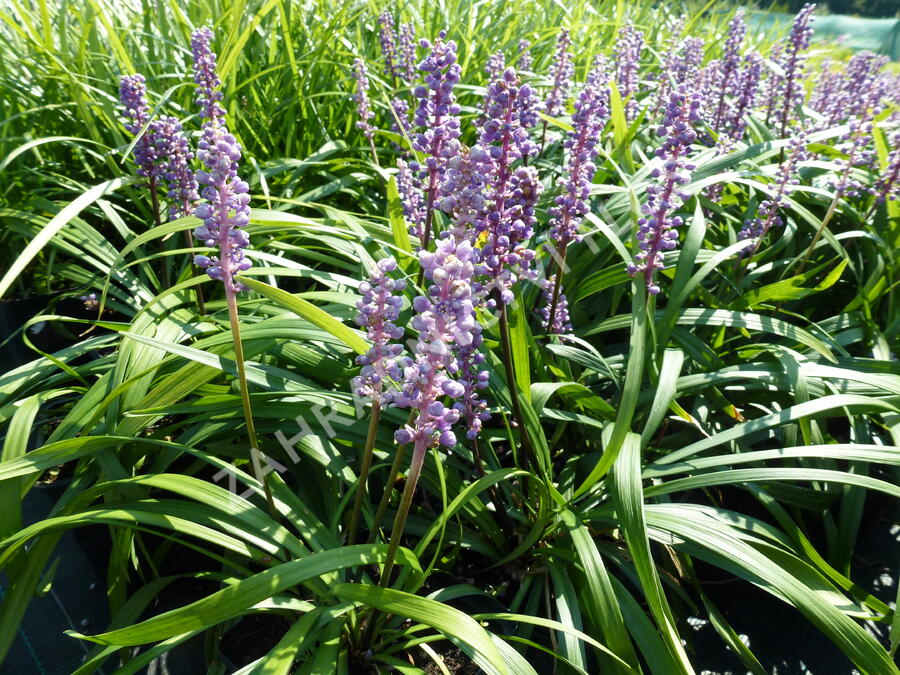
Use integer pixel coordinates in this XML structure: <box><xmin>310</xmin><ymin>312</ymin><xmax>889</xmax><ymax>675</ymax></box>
<box><xmin>655</xmin><ymin>37</ymin><xmax>704</xmax><ymax>115</ymax></box>
<box><xmin>811</xmin><ymin>51</ymin><xmax>889</xmax><ymax>125</ymax></box>
<box><xmin>408</xmin><ymin>31</ymin><xmax>462</xmax><ymax>246</ymax></box>
<box><xmin>710</xmin><ymin>10</ymin><xmax>747</xmax><ymax>133</ymax></box>
<box><xmin>399</xmin><ymin>23</ymin><xmax>417</xmax><ymax>83</ymax></box>
<box><xmin>517</xmin><ymin>40</ymin><xmax>532</xmax><ymax>71</ymax></box>
<box><xmin>352</xmin><ymin>257</ymin><xmax>406</xmax><ymax>402</ymax></box>
<box><xmin>377</xmin><ymin>12</ymin><xmax>417</xmax><ymax>84</ymax></box>
<box><xmin>190</xmin><ymin>28</ymin><xmax>252</xmax><ymax>293</ymax></box>
<box><xmin>548</xmin><ymin>62</ymin><xmax>609</xmax><ymax>246</ymax></box>
<box><xmin>544</xmin><ymin>29</ymin><xmax>574</xmax><ymax>118</ymax></box>
<box><xmin>540</xmin><ymin>276</ymin><xmax>572</xmax><ymax>334</ymax></box>
<box><xmin>156</xmin><ymin>117</ymin><xmax>199</xmax><ymax>219</ymax></box>
<box><xmin>613</xmin><ymin>22</ymin><xmax>644</xmax><ymax>121</ymax></box>
<box><xmin>764</xmin><ymin>4</ymin><xmax>815</xmax><ymax>138</ymax></box>
<box><xmin>378</xmin><ymin>12</ymin><xmax>397</xmax><ymax>79</ymax></box>
<box><xmin>709</xmin><ymin>52</ymin><xmax>763</xmax><ymax>150</ymax></box>
<box><xmin>119</xmin><ymin>75</ymin><xmax>162</xmax><ymax>180</ymax></box>
<box><xmin>738</xmin><ymin>130</ymin><xmax>807</xmax><ymax>252</ymax></box>
<box><xmin>474</xmin><ymin>68</ymin><xmax>542</xmax><ymax>305</ymax></box>
<box><xmin>119</xmin><ymin>75</ymin><xmax>198</xmax><ymax>219</ymax></box>
<box><xmin>353</xmin><ymin>58</ymin><xmax>376</xmax><ymax>140</ymax></box>
<box><xmin>829</xmin><ymin>116</ymin><xmax>873</xmax><ymax>199</ymax></box>
<box><xmin>394</xmin><ymin>237</ymin><xmax>479</xmax><ymax>448</ymax></box>
<box><xmin>627</xmin><ymin>85</ymin><xmax>702</xmax><ymax>295</ymax></box>
<box><xmin>397</xmin><ymin>158</ymin><xmax>426</xmax><ymax>239</ymax></box>
<box><xmin>438</xmin><ymin>147</ymin><xmax>491</xmax><ymax>240</ymax></box>
<box><xmin>191</xmin><ymin>27</ymin><xmax>225</xmax><ymax>125</ymax></box>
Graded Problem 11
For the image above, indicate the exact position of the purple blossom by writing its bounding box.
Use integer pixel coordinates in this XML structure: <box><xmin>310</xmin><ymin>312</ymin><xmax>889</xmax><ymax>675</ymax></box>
<box><xmin>393</xmin><ymin>236</ymin><xmax>479</xmax><ymax>448</ymax></box>
<box><xmin>190</xmin><ymin>28</ymin><xmax>252</xmax><ymax>293</ymax></box>
<box><xmin>548</xmin><ymin>61</ymin><xmax>609</xmax><ymax>246</ymax></box>
<box><xmin>119</xmin><ymin>74</ymin><xmax>150</xmax><ymax>136</ymax></box>
<box><xmin>191</xmin><ymin>27</ymin><xmax>225</xmax><ymax>125</ymax></box>
<box><xmin>627</xmin><ymin>85</ymin><xmax>702</xmax><ymax>295</ymax></box>
<box><xmin>399</xmin><ymin>23</ymin><xmax>417</xmax><ymax>83</ymax></box>
<box><xmin>540</xmin><ymin>276</ymin><xmax>572</xmax><ymax>334</ymax></box>
<box><xmin>352</xmin><ymin>257</ymin><xmax>407</xmax><ymax>403</ymax></box>
<box><xmin>517</xmin><ymin>40</ymin><xmax>532</xmax><ymax>71</ymax></box>
<box><xmin>738</xmin><ymin>130</ymin><xmax>808</xmax><ymax>253</ymax></box>
<box><xmin>410</xmin><ymin>31</ymin><xmax>463</xmax><ymax>248</ymax></box>
<box><xmin>655</xmin><ymin>37</ymin><xmax>704</xmax><ymax>115</ymax></box>
<box><xmin>811</xmin><ymin>52</ymin><xmax>889</xmax><ymax>125</ymax></box>
<box><xmin>156</xmin><ymin>117</ymin><xmax>199</xmax><ymax>219</ymax></box>
<box><xmin>719</xmin><ymin>53</ymin><xmax>762</xmax><ymax>148</ymax></box>
<box><xmin>119</xmin><ymin>74</ymin><xmax>163</xmax><ymax>180</ymax></box>
<box><xmin>765</xmin><ymin>4</ymin><xmax>815</xmax><ymax>138</ymax></box>
<box><xmin>710</xmin><ymin>10</ymin><xmax>747</xmax><ymax>133</ymax></box>
<box><xmin>397</xmin><ymin>158</ymin><xmax>426</xmax><ymax>240</ymax></box>
<box><xmin>353</xmin><ymin>58</ymin><xmax>376</xmax><ymax>140</ymax></box>
<box><xmin>438</xmin><ymin>147</ymin><xmax>491</xmax><ymax>240</ymax></box>
<box><xmin>613</xmin><ymin>22</ymin><xmax>644</xmax><ymax>121</ymax></box>
<box><xmin>544</xmin><ymin>29</ymin><xmax>574</xmax><ymax>117</ymax></box>
<box><xmin>829</xmin><ymin>116</ymin><xmax>873</xmax><ymax>199</ymax></box>
<box><xmin>378</xmin><ymin>12</ymin><xmax>398</xmax><ymax>79</ymax></box>
<box><xmin>474</xmin><ymin>68</ymin><xmax>542</xmax><ymax>305</ymax></box>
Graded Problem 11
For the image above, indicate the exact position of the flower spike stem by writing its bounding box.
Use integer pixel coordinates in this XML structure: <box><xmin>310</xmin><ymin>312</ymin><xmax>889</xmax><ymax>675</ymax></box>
<box><xmin>366</xmin><ymin>438</ymin><xmax>408</xmax><ymax>544</ymax></box>
<box><xmin>225</xmin><ymin>285</ymin><xmax>277</xmax><ymax>518</ymax></box>
<box><xmin>362</xmin><ymin>436</ymin><xmax>427</xmax><ymax>648</ymax></box>
<box><xmin>347</xmin><ymin>400</ymin><xmax>381</xmax><ymax>545</ymax></box>
<box><xmin>545</xmin><ymin>240</ymin><xmax>569</xmax><ymax>334</ymax></box>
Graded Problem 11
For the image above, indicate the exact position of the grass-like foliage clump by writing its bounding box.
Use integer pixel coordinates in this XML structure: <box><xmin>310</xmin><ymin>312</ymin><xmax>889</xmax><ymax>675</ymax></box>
<box><xmin>1</xmin><ymin>1</ymin><xmax>899</xmax><ymax>673</ymax></box>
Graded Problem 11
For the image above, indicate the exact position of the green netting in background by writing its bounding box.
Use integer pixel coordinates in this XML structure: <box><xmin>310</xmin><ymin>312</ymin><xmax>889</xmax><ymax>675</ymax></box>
<box><xmin>748</xmin><ymin>10</ymin><xmax>900</xmax><ymax>60</ymax></box>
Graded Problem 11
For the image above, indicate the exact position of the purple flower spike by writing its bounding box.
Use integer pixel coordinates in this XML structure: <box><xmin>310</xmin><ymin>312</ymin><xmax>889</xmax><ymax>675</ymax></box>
<box><xmin>409</xmin><ymin>31</ymin><xmax>463</xmax><ymax>248</ymax></box>
<box><xmin>474</xmin><ymin>67</ymin><xmax>542</xmax><ymax>305</ymax></box>
<box><xmin>397</xmin><ymin>158</ymin><xmax>426</xmax><ymax>240</ymax></box>
<box><xmin>352</xmin><ymin>257</ymin><xmax>407</xmax><ymax>403</ymax></box>
<box><xmin>378</xmin><ymin>12</ymin><xmax>397</xmax><ymax>78</ymax></box>
<box><xmin>399</xmin><ymin>23</ymin><xmax>417</xmax><ymax>83</ymax></box>
<box><xmin>765</xmin><ymin>4</ymin><xmax>815</xmax><ymax>138</ymax></box>
<box><xmin>655</xmin><ymin>36</ymin><xmax>704</xmax><ymax>115</ymax></box>
<box><xmin>540</xmin><ymin>276</ymin><xmax>572</xmax><ymax>334</ymax></box>
<box><xmin>353</xmin><ymin>58</ymin><xmax>376</xmax><ymax>140</ymax></box>
<box><xmin>190</xmin><ymin>28</ymin><xmax>252</xmax><ymax>293</ymax></box>
<box><xmin>517</xmin><ymin>39</ymin><xmax>532</xmax><ymax>71</ymax></box>
<box><xmin>394</xmin><ymin>236</ymin><xmax>479</xmax><ymax>448</ymax></box>
<box><xmin>119</xmin><ymin>75</ymin><xmax>197</xmax><ymax>219</ymax></box>
<box><xmin>738</xmin><ymin>130</ymin><xmax>808</xmax><ymax>253</ymax></box>
<box><xmin>613</xmin><ymin>22</ymin><xmax>645</xmax><ymax>121</ymax></box>
<box><xmin>191</xmin><ymin>27</ymin><xmax>225</xmax><ymax>126</ymax></box>
<box><xmin>710</xmin><ymin>10</ymin><xmax>747</xmax><ymax>134</ymax></box>
<box><xmin>119</xmin><ymin>74</ymin><xmax>165</xmax><ymax>180</ymax></box>
<box><xmin>119</xmin><ymin>74</ymin><xmax>150</xmax><ymax>136</ymax></box>
<box><xmin>156</xmin><ymin>116</ymin><xmax>199</xmax><ymax>219</ymax></box>
<box><xmin>811</xmin><ymin>51</ymin><xmax>889</xmax><ymax>125</ymax></box>
<box><xmin>438</xmin><ymin>147</ymin><xmax>491</xmax><ymax>240</ymax></box>
<box><xmin>548</xmin><ymin>60</ymin><xmax>609</xmax><ymax>247</ymax></box>
<box><xmin>544</xmin><ymin>29</ymin><xmax>574</xmax><ymax>118</ymax></box>
<box><xmin>627</xmin><ymin>85</ymin><xmax>702</xmax><ymax>295</ymax></box>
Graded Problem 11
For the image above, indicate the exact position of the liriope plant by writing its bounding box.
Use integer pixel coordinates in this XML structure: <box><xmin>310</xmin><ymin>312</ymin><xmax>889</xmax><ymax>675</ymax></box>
<box><xmin>0</xmin><ymin>1</ymin><xmax>899</xmax><ymax>673</ymax></box>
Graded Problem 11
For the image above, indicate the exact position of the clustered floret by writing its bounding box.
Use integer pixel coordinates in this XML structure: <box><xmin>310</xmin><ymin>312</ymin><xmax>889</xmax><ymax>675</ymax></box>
<box><xmin>738</xmin><ymin>130</ymin><xmax>808</xmax><ymax>253</ymax></box>
<box><xmin>544</xmin><ymin>29</ymin><xmax>574</xmax><ymax>118</ymax></box>
<box><xmin>352</xmin><ymin>257</ymin><xmax>407</xmax><ymax>403</ymax></box>
<box><xmin>613</xmin><ymin>22</ymin><xmax>644</xmax><ymax>120</ymax></box>
<box><xmin>353</xmin><ymin>58</ymin><xmax>376</xmax><ymax>140</ymax></box>
<box><xmin>627</xmin><ymin>85</ymin><xmax>701</xmax><ymax>295</ymax></box>
<box><xmin>190</xmin><ymin>27</ymin><xmax>253</xmax><ymax>293</ymax></box>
